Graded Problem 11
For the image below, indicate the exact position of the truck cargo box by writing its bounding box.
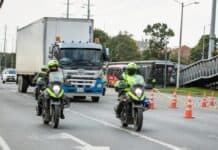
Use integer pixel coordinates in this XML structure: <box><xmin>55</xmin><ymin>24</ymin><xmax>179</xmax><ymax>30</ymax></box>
<box><xmin>16</xmin><ymin>17</ymin><xmax>94</xmax><ymax>75</ymax></box>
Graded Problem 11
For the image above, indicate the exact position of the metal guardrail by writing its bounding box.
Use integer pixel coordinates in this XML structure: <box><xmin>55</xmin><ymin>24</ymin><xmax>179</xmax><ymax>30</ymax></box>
<box><xmin>180</xmin><ymin>55</ymin><xmax>218</xmax><ymax>86</ymax></box>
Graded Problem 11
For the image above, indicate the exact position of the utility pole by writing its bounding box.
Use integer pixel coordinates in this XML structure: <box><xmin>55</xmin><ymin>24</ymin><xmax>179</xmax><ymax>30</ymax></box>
<box><xmin>175</xmin><ymin>1</ymin><xmax>199</xmax><ymax>88</ymax></box>
<box><xmin>66</xmin><ymin>0</ymin><xmax>70</xmax><ymax>19</ymax></box>
<box><xmin>11</xmin><ymin>37</ymin><xmax>14</xmax><ymax>68</ymax></box>
<box><xmin>3</xmin><ymin>24</ymin><xmax>7</xmax><ymax>69</ymax></box>
<box><xmin>87</xmin><ymin>0</ymin><xmax>90</xmax><ymax>19</ymax></box>
<box><xmin>82</xmin><ymin>0</ymin><xmax>92</xmax><ymax>19</ymax></box>
<box><xmin>208</xmin><ymin>0</ymin><xmax>217</xmax><ymax>59</ymax></box>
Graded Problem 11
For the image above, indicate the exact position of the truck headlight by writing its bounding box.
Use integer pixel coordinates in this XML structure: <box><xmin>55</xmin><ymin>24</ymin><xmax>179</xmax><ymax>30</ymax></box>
<box><xmin>53</xmin><ymin>85</ymin><xmax>61</xmax><ymax>94</ymax></box>
<box><xmin>135</xmin><ymin>88</ymin><xmax>143</xmax><ymax>97</ymax></box>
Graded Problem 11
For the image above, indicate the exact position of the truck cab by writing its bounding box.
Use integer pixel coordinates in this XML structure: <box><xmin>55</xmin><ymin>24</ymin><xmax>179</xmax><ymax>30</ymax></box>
<box><xmin>50</xmin><ymin>41</ymin><xmax>109</xmax><ymax>102</ymax></box>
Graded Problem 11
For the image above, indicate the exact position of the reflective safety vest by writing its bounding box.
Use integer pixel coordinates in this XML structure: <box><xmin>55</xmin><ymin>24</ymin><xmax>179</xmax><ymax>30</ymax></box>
<box><xmin>122</xmin><ymin>72</ymin><xmax>138</xmax><ymax>87</ymax></box>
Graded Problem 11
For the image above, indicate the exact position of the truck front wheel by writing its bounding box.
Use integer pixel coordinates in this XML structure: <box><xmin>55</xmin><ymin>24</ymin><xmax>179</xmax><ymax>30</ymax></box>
<box><xmin>91</xmin><ymin>96</ymin><xmax>99</xmax><ymax>103</ymax></box>
<box><xmin>18</xmin><ymin>76</ymin><xmax>28</xmax><ymax>93</ymax></box>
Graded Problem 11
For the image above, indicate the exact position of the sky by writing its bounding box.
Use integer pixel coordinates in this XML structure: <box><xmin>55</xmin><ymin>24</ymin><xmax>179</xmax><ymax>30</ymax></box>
<box><xmin>0</xmin><ymin>0</ymin><xmax>217</xmax><ymax>53</ymax></box>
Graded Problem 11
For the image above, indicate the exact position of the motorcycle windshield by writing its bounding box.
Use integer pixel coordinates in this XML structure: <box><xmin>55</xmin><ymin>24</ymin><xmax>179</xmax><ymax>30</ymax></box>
<box><xmin>49</xmin><ymin>71</ymin><xmax>64</xmax><ymax>83</ymax></box>
<box><xmin>129</xmin><ymin>75</ymin><xmax>145</xmax><ymax>87</ymax></box>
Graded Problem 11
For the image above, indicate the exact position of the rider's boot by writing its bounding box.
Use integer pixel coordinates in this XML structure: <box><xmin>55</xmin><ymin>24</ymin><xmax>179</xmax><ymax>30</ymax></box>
<box><xmin>115</xmin><ymin>102</ymin><xmax>123</xmax><ymax>118</ymax></box>
<box><xmin>60</xmin><ymin>109</ymin><xmax>65</xmax><ymax>119</ymax></box>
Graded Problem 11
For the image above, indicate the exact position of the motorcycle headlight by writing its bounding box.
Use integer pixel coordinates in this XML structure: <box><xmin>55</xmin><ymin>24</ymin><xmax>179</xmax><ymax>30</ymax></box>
<box><xmin>135</xmin><ymin>88</ymin><xmax>143</xmax><ymax>97</ymax></box>
<box><xmin>53</xmin><ymin>85</ymin><xmax>61</xmax><ymax>94</ymax></box>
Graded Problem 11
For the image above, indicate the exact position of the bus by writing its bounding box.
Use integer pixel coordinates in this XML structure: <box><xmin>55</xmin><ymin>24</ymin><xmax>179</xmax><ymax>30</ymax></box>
<box><xmin>107</xmin><ymin>60</ymin><xmax>177</xmax><ymax>87</ymax></box>
<box><xmin>106</xmin><ymin>64</ymin><xmax>126</xmax><ymax>87</ymax></box>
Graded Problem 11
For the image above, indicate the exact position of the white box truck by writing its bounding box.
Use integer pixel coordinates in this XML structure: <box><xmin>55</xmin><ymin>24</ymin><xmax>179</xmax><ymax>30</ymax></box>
<box><xmin>16</xmin><ymin>17</ymin><xmax>109</xmax><ymax>102</ymax></box>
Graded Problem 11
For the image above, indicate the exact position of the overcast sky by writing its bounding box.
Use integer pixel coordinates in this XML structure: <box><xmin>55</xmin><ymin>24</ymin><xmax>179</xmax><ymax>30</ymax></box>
<box><xmin>0</xmin><ymin>0</ymin><xmax>217</xmax><ymax>52</ymax></box>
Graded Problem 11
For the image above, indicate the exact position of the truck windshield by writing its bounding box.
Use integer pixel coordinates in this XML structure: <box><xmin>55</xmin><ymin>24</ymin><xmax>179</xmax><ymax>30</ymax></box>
<box><xmin>59</xmin><ymin>48</ymin><xmax>102</xmax><ymax>69</ymax></box>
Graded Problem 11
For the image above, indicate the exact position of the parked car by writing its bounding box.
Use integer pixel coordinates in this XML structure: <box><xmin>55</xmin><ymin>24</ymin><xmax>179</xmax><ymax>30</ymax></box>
<box><xmin>1</xmin><ymin>68</ymin><xmax>17</xmax><ymax>84</ymax></box>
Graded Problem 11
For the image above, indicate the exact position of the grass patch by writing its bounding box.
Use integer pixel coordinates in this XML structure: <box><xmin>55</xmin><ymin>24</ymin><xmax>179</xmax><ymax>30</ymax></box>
<box><xmin>158</xmin><ymin>87</ymin><xmax>218</xmax><ymax>97</ymax></box>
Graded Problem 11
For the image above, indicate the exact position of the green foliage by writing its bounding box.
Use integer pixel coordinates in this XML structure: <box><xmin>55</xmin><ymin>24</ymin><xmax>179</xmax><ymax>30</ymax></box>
<box><xmin>143</xmin><ymin>23</ymin><xmax>174</xmax><ymax>60</ymax></box>
<box><xmin>190</xmin><ymin>35</ymin><xmax>209</xmax><ymax>62</ymax></box>
<box><xmin>0</xmin><ymin>53</ymin><xmax>16</xmax><ymax>71</ymax></box>
<box><xmin>108</xmin><ymin>32</ymin><xmax>141</xmax><ymax>61</ymax></box>
<box><xmin>169</xmin><ymin>52</ymin><xmax>188</xmax><ymax>65</ymax></box>
<box><xmin>94</xmin><ymin>29</ymin><xmax>110</xmax><ymax>47</ymax></box>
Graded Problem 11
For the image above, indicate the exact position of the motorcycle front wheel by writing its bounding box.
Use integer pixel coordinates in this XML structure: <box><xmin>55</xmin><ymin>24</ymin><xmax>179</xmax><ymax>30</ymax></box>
<box><xmin>121</xmin><ymin>109</ymin><xmax>128</xmax><ymax>128</ymax></box>
<box><xmin>42</xmin><ymin>103</ymin><xmax>50</xmax><ymax>125</ymax></box>
<box><xmin>134</xmin><ymin>108</ymin><xmax>143</xmax><ymax>131</ymax></box>
<box><xmin>51</xmin><ymin>105</ymin><xmax>60</xmax><ymax>128</ymax></box>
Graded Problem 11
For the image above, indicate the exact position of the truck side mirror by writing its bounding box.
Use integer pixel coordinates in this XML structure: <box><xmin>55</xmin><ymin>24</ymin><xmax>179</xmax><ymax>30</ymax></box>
<box><xmin>103</xmin><ymin>48</ymin><xmax>110</xmax><ymax>61</ymax></box>
<box><xmin>48</xmin><ymin>47</ymin><xmax>53</xmax><ymax>59</ymax></box>
<box><xmin>49</xmin><ymin>45</ymin><xmax>60</xmax><ymax>60</ymax></box>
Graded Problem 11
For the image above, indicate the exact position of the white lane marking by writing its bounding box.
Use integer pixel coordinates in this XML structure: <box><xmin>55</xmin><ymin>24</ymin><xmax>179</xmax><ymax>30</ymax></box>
<box><xmin>70</xmin><ymin>110</ymin><xmax>182</xmax><ymax>150</ymax></box>
<box><xmin>0</xmin><ymin>136</ymin><xmax>11</xmax><ymax>150</ymax></box>
<box><xmin>48</xmin><ymin>133</ymin><xmax>110</xmax><ymax>150</ymax></box>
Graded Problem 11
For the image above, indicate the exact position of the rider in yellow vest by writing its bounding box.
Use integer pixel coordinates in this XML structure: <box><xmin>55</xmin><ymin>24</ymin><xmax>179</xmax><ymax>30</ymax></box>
<box><xmin>114</xmin><ymin>62</ymin><xmax>139</xmax><ymax>118</ymax></box>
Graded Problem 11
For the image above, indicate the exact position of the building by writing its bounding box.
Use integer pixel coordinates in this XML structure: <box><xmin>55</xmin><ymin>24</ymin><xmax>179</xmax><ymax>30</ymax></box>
<box><xmin>170</xmin><ymin>45</ymin><xmax>191</xmax><ymax>61</ymax></box>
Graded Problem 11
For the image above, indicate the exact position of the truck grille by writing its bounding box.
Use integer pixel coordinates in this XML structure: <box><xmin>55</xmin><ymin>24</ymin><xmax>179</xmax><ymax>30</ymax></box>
<box><xmin>67</xmin><ymin>79</ymin><xmax>95</xmax><ymax>86</ymax></box>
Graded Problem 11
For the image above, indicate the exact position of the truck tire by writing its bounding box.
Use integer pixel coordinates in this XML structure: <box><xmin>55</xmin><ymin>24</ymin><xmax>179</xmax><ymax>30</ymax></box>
<box><xmin>18</xmin><ymin>76</ymin><xmax>28</xmax><ymax>93</ymax></box>
<box><xmin>91</xmin><ymin>96</ymin><xmax>99</xmax><ymax>103</ymax></box>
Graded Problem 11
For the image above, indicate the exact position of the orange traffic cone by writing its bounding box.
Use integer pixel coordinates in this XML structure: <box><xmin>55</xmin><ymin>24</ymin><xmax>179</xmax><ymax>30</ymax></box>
<box><xmin>209</xmin><ymin>92</ymin><xmax>216</xmax><ymax>107</ymax></box>
<box><xmin>170</xmin><ymin>90</ymin><xmax>177</xmax><ymax>109</ymax></box>
<box><xmin>186</xmin><ymin>94</ymin><xmax>193</xmax><ymax>109</ymax></box>
<box><xmin>184</xmin><ymin>106</ymin><xmax>193</xmax><ymax>119</ymax></box>
<box><xmin>201</xmin><ymin>93</ymin><xmax>207</xmax><ymax>108</ymax></box>
<box><xmin>184</xmin><ymin>93</ymin><xmax>194</xmax><ymax>119</ymax></box>
<box><xmin>149</xmin><ymin>89</ymin><xmax>155</xmax><ymax>109</ymax></box>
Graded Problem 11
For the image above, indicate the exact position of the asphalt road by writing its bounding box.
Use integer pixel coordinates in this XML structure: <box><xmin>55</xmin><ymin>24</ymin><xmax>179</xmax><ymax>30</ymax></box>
<box><xmin>0</xmin><ymin>83</ymin><xmax>218</xmax><ymax>150</ymax></box>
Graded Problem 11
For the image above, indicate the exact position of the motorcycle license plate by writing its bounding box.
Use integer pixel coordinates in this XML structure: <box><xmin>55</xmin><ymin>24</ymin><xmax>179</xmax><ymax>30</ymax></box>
<box><xmin>51</xmin><ymin>101</ymin><xmax>61</xmax><ymax>105</ymax></box>
<box><xmin>77</xmin><ymin>88</ymin><xmax>84</xmax><ymax>93</ymax></box>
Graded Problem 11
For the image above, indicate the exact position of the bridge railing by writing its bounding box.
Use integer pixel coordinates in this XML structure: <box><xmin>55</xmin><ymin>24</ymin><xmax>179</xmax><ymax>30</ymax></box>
<box><xmin>180</xmin><ymin>55</ymin><xmax>218</xmax><ymax>86</ymax></box>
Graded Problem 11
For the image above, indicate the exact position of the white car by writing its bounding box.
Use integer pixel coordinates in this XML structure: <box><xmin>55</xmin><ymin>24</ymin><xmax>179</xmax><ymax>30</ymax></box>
<box><xmin>1</xmin><ymin>68</ymin><xmax>17</xmax><ymax>84</ymax></box>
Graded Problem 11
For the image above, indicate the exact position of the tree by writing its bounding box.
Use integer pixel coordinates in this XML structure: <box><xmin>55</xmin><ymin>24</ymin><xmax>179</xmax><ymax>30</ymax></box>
<box><xmin>143</xmin><ymin>23</ymin><xmax>174</xmax><ymax>60</ymax></box>
<box><xmin>190</xmin><ymin>35</ymin><xmax>210</xmax><ymax>62</ymax></box>
<box><xmin>108</xmin><ymin>32</ymin><xmax>141</xmax><ymax>61</ymax></box>
<box><xmin>94</xmin><ymin>29</ymin><xmax>110</xmax><ymax>47</ymax></box>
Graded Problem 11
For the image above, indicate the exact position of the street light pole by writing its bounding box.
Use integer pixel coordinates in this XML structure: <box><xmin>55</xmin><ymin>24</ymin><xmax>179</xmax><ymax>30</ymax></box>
<box><xmin>176</xmin><ymin>2</ymin><xmax>184</xmax><ymax>88</ymax></box>
<box><xmin>176</xmin><ymin>1</ymin><xmax>199</xmax><ymax>88</ymax></box>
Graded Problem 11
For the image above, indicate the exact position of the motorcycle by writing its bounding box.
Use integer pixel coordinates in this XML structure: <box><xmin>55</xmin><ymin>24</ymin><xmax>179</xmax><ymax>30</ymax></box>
<box><xmin>115</xmin><ymin>75</ymin><xmax>150</xmax><ymax>131</ymax></box>
<box><xmin>40</xmin><ymin>70</ymin><xmax>68</xmax><ymax>128</ymax></box>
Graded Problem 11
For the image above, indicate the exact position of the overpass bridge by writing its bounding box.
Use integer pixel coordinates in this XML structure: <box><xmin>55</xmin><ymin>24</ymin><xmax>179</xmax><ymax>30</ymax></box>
<box><xmin>180</xmin><ymin>55</ymin><xmax>218</xmax><ymax>88</ymax></box>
